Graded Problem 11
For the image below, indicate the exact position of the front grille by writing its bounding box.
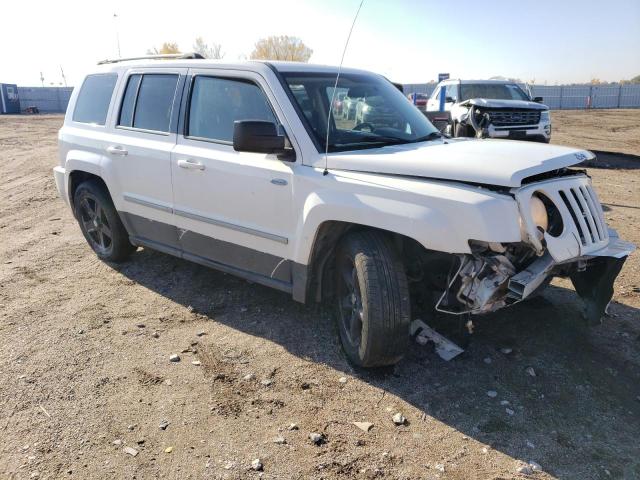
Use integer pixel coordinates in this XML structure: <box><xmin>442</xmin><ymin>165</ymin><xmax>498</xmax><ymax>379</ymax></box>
<box><xmin>514</xmin><ymin>175</ymin><xmax>609</xmax><ymax>261</ymax></box>
<box><xmin>487</xmin><ymin>109</ymin><xmax>541</xmax><ymax>126</ymax></box>
<box><xmin>557</xmin><ymin>184</ymin><xmax>607</xmax><ymax>246</ymax></box>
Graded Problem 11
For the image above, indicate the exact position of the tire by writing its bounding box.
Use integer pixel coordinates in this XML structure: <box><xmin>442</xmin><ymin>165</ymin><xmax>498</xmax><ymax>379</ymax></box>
<box><xmin>73</xmin><ymin>179</ymin><xmax>136</xmax><ymax>263</ymax></box>
<box><xmin>334</xmin><ymin>231</ymin><xmax>411</xmax><ymax>367</ymax></box>
<box><xmin>454</xmin><ymin>122</ymin><xmax>471</xmax><ymax>138</ymax></box>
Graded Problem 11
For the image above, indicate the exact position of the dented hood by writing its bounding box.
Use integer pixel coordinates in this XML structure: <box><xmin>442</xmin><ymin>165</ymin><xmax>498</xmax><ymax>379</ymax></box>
<box><xmin>460</xmin><ymin>98</ymin><xmax>548</xmax><ymax>110</ymax></box>
<box><xmin>323</xmin><ymin>139</ymin><xmax>594</xmax><ymax>187</ymax></box>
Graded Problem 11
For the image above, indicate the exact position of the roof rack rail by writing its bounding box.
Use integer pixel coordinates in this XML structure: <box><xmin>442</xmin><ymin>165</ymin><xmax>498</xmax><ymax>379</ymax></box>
<box><xmin>97</xmin><ymin>52</ymin><xmax>205</xmax><ymax>65</ymax></box>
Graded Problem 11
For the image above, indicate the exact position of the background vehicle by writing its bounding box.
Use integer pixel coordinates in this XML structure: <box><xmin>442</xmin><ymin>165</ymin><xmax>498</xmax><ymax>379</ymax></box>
<box><xmin>406</xmin><ymin>92</ymin><xmax>429</xmax><ymax>111</ymax></box>
<box><xmin>332</xmin><ymin>91</ymin><xmax>347</xmax><ymax>116</ymax></box>
<box><xmin>54</xmin><ymin>58</ymin><xmax>633</xmax><ymax>368</ymax></box>
<box><xmin>354</xmin><ymin>94</ymin><xmax>402</xmax><ymax>127</ymax></box>
<box><xmin>426</xmin><ymin>79</ymin><xmax>552</xmax><ymax>142</ymax></box>
<box><xmin>341</xmin><ymin>93</ymin><xmax>361</xmax><ymax>120</ymax></box>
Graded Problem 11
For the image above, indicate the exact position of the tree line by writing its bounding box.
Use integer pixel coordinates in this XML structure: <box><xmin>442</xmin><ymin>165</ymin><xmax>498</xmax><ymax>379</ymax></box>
<box><xmin>147</xmin><ymin>37</ymin><xmax>640</xmax><ymax>85</ymax></box>
<box><xmin>147</xmin><ymin>35</ymin><xmax>313</xmax><ymax>62</ymax></box>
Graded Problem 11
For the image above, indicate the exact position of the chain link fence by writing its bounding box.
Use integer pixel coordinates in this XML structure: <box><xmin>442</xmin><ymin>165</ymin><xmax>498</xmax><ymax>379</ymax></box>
<box><xmin>9</xmin><ymin>83</ymin><xmax>640</xmax><ymax>114</ymax></box>
<box><xmin>402</xmin><ymin>83</ymin><xmax>640</xmax><ymax>110</ymax></box>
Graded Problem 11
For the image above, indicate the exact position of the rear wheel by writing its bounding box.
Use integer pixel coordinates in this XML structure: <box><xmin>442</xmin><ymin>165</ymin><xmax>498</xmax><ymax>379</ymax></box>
<box><xmin>74</xmin><ymin>180</ymin><xmax>135</xmax><ymax>263</ymax></box>
<box><xmin>335</xmin><ymin>231</ymin><xmax>411</xmax><ymax>367</ymax></box>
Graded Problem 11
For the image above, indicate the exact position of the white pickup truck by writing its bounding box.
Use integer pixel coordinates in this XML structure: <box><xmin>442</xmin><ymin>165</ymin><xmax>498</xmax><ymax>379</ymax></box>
<box><xmin>426</xmin><ymin>79</ymin><xmax>552</xmax><ymax>142</ymax></box>
<box><xmin>54</xmin><ymin>57</ymin><xmax>633</xmax><ymax>367</ymax></box>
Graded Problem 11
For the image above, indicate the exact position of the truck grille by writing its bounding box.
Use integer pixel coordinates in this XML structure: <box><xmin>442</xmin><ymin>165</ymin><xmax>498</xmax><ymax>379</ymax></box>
<box><xmin>487</xmin><ymin>109</ymin><xmax>541</xmax><ymax>126</ymax></box>
<box><xmin>557</xmin><ymin>184</ymin><xmax>608</xmax><ymax>246</ymax></box>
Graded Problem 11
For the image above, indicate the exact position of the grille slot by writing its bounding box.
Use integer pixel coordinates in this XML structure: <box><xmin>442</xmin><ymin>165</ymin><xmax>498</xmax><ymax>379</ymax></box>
<box><xmin>558</xmin><ymin>186</ymin><xmax>607</xmax><ymax>246</ymax></box>
<box><xmin>487</xmin><ymin>109</ymin><xmax>541</xmax><ymax>126</ymax></box>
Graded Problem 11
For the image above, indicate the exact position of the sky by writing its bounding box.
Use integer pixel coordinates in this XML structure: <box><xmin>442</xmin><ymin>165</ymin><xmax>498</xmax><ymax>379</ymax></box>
<box><xmin>1</xmin><ymin>0</ymin><xmax>639</xmax><ymax>87</ymax></box>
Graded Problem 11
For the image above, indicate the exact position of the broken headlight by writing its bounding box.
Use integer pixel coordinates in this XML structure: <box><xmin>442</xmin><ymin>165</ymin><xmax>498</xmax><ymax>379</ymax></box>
<box><xmin>530</xmin><ymin>194</ymin><xmax>549</xmax><ymax>232</ymax></box>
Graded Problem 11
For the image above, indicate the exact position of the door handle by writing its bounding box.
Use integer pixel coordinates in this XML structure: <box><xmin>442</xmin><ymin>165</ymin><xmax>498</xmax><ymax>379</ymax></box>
<box><xmin>177</xmin><ymin>159</ymin><xmax>205</xmax><ymax>171</ymax></box>
<box><xmin>270</xmin><ymin>178</ymin><xmax>288</xmax><ymax>186</ymax></box>
<box><xmin>106</xmin><ymin>145</ymin><xmax>128</xmax><ymax>156</ymax></box>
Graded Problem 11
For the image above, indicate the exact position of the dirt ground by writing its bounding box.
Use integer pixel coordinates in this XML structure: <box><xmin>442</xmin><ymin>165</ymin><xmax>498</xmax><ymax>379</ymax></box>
<box><xmin>0</xmin><ymin>111</ymin><xmax>638</xmax><ymax>480</ymax></box>
<box><xmin>550</xmin><ymin>109</ymin><xmax>640</xmax><ymax>158</ymax></box>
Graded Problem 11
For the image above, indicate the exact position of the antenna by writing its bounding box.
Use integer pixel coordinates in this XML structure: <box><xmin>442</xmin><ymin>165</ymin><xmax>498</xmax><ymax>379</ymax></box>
<box><xmin>60</xmin><ymin>66</ymin><xmax>67</xmax><ymax>87</ymax></box>
<box><xmin>113</xmin><ymin>13</ymin><xmax>121</xmax><ymax>58</ymax></box>
<box><xmin>323</xmin><ymin>0</ymin><xmax>364</xmax><ymax>176</ymax></box>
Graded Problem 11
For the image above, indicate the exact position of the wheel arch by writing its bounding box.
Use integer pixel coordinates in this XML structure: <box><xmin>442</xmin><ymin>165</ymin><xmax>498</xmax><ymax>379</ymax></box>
<box><xmin>297</xmin><ymin>220</ymin><xmax>432</xmax><ymax>304</ymax></box>
<box><xmin>67</xmin><ymin>170</ymin><xmax>111</xmax><ymax>217</ymax></box>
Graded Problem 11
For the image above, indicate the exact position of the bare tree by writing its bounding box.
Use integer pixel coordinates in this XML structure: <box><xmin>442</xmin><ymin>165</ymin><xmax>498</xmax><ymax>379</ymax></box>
<box><xmin>250</xmin><ymin>35</ymin><xmax>312</xmax><ymax>62</ymax></box>
<box><xmin>193</xmin><ymin>37</ymin><xmax>224</xmax><ymax>59</ymax></box>
<box><xmin>146</xmin><ymin>42</ymin><xmax>181</xmax><ymax>55</ymax></box>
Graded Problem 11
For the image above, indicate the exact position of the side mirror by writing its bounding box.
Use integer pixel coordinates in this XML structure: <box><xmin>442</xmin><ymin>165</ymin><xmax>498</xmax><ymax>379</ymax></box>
<box><xmin>233</xmin><ymin>120</ymin><xmax>287</xmax><ymax>155</ymax></box>
<box><xmin>533</xmin><ymin>96</ymin><xmax>543</xmax><ymax>103</ymax></box>
<box><xmin>445</xmin><ymin>96</ymin><xmax>455</xmax><ymax>103</ymax></box>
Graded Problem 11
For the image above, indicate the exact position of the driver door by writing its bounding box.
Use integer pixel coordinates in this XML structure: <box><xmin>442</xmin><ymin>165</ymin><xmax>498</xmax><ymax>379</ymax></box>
<box><xmin>170</xmin><ymin>69</ymin><xmax>296</xmax><ymax>286</ymax></box>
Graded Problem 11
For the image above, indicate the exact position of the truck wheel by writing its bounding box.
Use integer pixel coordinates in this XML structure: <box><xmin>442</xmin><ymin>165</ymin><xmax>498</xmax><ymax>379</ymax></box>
<box><xmin>73</xmin><ymin>179</ymin><xmax>136</xmax><ymax>263</ymax></box>
<box><xmin>335</xmin><ymin>231</ymin><xmax>411</xmax><ymax>367</ymax></box>
<box><xmin>454</xmin><ymin>122</ymin><xmax>471</xmax><ymax>138</ymax></box>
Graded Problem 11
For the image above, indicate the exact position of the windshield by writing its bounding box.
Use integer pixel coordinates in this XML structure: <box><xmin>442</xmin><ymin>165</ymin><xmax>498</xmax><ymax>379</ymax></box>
<box><xmin>282</xmin><ymin>72</ymin><xmax>441</xmax><ymax>152</ymax></box>
<box><xmin>460</xmin><ymin>83</ymin><xmax>529</xmax><ymax>101</ymax></box>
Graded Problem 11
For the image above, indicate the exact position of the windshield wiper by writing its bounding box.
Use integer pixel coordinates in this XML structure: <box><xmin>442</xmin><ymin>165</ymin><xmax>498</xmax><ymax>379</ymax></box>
<box><xmin>358</xmin><ymin>131</ymin><xmax>443</xmax><ymax>145</ymax></box>
<box><xmin>356</xmin><ymin>135</ymin><xmax>409</xmax><ymax>144</ymax></box>
<box><xmin>407</xmin><ymin>131</ymin><xmax>443</xmax><ymax>143</ymax></box>
<box><xmin>327</xmin><ymin>131</ymin><xmax>444</xmax><ymax>151</ymax></box>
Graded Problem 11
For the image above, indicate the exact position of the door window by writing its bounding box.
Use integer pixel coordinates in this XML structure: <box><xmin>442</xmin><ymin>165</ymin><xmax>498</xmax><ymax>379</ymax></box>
<box><xmin>117</xmin><ymin>73</ymin><xmax>179</xmax><ymax>133</ymax></box>
<box><xmin>72</xmin><ymin>74</ymin><xmax>118</xmax><ymax>125</ymax></box>
<box><xmin>187</xmin><ymin>76</ymin><xmax>276</xmax><ymax>143</ymax></box>
<box><xmin>446</xmin><ymin>84</ymin><xmax>458</xmax><ymax>102</ymax></box>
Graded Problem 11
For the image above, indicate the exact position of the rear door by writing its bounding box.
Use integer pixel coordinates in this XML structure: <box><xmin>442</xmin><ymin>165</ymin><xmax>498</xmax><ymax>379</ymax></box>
<box><xmin>170</xmin><ymin>68</ymin><xmax>296</xmax><ymax>288</ymax></box>
<box><xmin>103</xmin><ymin>68</ymin><xmax>186</xmax><ymax>252</ymax></box>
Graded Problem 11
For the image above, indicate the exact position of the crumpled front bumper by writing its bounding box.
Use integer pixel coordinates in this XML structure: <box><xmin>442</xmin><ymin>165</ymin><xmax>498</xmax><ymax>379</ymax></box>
<box><xmin>486</xmin><ymin>122</ymin><xmax>551</xmax><ymax>141</ymax></box>
<box><xmin>436</xmin><ymin>229</ymin><xmax>635</xmax><ymax>324</ymax></box>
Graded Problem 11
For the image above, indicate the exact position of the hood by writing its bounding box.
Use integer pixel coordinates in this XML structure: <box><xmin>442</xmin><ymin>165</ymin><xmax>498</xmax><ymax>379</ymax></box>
<box><xmin>323</xmin><ymin>139</ymin><xmax>594</xmax><ymax>187</ymax></box>
<box><xmin>460</xmin><ymin>98</ymin><xmax>547</xmax><ymax>110</ymax></box>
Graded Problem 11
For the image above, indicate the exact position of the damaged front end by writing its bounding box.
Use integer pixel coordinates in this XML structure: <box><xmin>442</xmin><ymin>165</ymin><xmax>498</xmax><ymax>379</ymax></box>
<box><xmin>436</xmin><ymin>174</ymin><xmax>635</xmax><ymax>324</ymax></box>
<box><xmin>458</xmin><ymin>98</ymin><xmax>548</xmax><ymax>140</ymax></box>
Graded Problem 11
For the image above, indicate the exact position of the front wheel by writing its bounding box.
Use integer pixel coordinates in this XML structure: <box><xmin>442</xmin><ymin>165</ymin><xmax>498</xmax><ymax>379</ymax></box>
<box><xmin>335</xmin><ymin>231</ymin><xmax>411</xmax><ymax>367</ymax></box>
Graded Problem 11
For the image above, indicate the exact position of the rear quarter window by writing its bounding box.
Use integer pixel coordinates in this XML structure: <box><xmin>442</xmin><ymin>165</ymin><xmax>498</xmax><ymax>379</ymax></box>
<box><xmin>72</xmin><ymin>74</ymin><xmax>118</xmax><ymax>125</ymax></box>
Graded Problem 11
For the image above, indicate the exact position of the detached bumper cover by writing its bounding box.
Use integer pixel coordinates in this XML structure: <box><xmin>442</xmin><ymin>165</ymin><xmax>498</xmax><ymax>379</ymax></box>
<box><xmin>571</xmin><ymin>229</ymin><xmax>635</xmax><ymax>324</ymax></box>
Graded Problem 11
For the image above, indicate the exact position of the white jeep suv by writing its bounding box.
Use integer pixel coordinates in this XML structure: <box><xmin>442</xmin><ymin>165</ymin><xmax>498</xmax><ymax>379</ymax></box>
<box><xmin>54</xmin><ymin>57</ymin><xmax>633</xmax><ymax>367</ymax></box>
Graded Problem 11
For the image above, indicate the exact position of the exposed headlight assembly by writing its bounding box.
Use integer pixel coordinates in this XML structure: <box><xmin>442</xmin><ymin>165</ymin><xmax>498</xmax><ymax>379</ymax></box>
<box><xmin>540</xmin><ymin>110</ymin><xmax>550</xmax><ymax>123</ymax></box>
<box><xmin>530</xmin><ymin>194</ymin><xmax>549</xmax><ymax>232</ymax></box>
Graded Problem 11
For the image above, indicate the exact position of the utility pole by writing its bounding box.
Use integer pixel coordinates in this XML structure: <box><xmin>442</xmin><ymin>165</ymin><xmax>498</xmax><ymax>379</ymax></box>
<box><xmin>60</xmin><ymin>66</ymin><xmax>67</xmax><ymax>87</ymax></box>
<box><xmin>113</xmin><ymin>13</ymin><xmax>121</xmax><ymax>58</ymax></box>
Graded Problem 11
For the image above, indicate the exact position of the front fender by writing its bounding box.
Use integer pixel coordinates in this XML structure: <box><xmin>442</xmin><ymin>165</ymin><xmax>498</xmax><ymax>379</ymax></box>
<box><xmin>292</xmin><ymin>172</ymin><xmax>522</xmax><ymax>265</ymax></box>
